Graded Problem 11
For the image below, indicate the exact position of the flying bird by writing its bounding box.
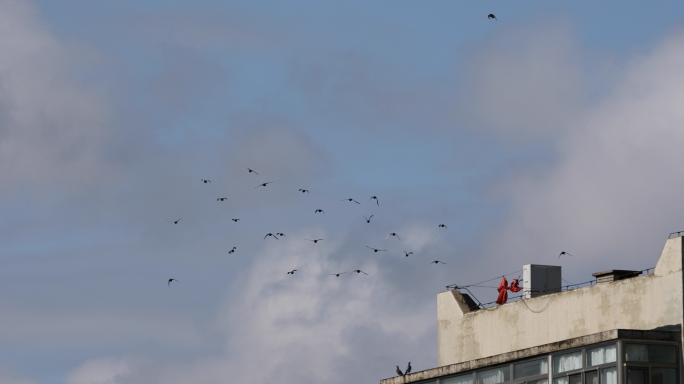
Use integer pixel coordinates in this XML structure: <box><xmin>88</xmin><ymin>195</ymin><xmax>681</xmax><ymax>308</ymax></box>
<box><xmin>429</xmin><ymin>260</ymin><xmax>446</xmax><ymax>265</ymax></box>
<box><xmin>439</xmin><ymin>224</ymin><xmax>447</xmax><ymax>228</ymax></box>
<box><xmin>244</xmin><ymin>167</ymin><xmax>259</xmax><ymax>175</ymax></box>
<box><xmin>264</xmin><ymin>233</ymin><xmax>279</xmax><ymax>240</ymax></box>
<box><xmin>287</xmin><ymin>270</ymin><xmax>297</xmax><ymax>275</ymax></box>
<box><xmin>305</xmin><ymin>238</ymin><xmax>325</xmax><ymax>243</ymax></box>
<box><xmin>369</xmin><ymin>196</ymin><xmax>379</xmax><ymax>205</ymax></box>
<box><xmin>217</xmin><ymin>197</ymin><xmax>227</xmax><ymax>201</ymax></box>
<box><xmin>276</xmin><ymin>232</ymin><xmax>286</xmax><ymax>238</ymax></box>
<box><xmin>363</xmin><ymin>215</ymin><xmax>373</xmax><ymax>223</ymax></box>
<box><xmin>403</xmin><ymin>251</ymin><xmax>413</xmax><ymax>257</ymax></box>
<box><xmin>341</xmin><ymin>198</ymin><xmax>360</xmax><ymax>204</ymax></box>
<box><xmin>168</xmin><ymin>278</ymin><xmax>179</xmax><ymax>286</ymax></box>
<box><xmin>351</xmin><ymin>270</ymin><xmax>368</xmax><ymax>275</ymax></box>
<box><xmin>328</xmin><ymin>272</ymin><xmax>347</xmax><ymax>277</ymax></box>
<box><xmin>200</xmin><ymin>179</ymin><xmax>211</xmax><ymax>183</ymax></box>
<box><xmin>166</xmin><ymin>217</ymin><xmax>183</xmax><ymax>224</ymax></box>
<box><xmin>396</xmin><ymin>366</ymin><xmax>404</xmax><ymax>377</ymax></box>
<box><xmin>228</xmin><ymin>247</ymin><xmax>236</xmax><ymax>254</ymax></box>
<box><xmin>386</xmin><ymin>232</ymin><xmax>401</xmax><ymax>240</ymax></box>
<box><xmin>558</xmin><ymin>251</ymin><xmax>573</xmax><ymax>260</ymax></box>
<box><xmin>405</xmin><ymin>362</ymin><xmax>412</xmax><ymax>375</ymax></box>
<box><xmin>488</xmin><ymin>14</ymin><xmax>497</xmax><ymax>20</ymax></box>
<box><xmin>315</xmin><ymin>209</ymin><xmax>324</xmax><ymax>214</ymax></box>
<box><xmin>299</xmin><ymin>189</ymin><xmax>310</xmax><ymax>193</ymax></box>
<box><xmin>231</xmin><ymin>219</ymin><xmax>240</xmax><ymax>222</ymax></box>
<box><xmin>367</xmin><ymin>246</ymin><xmax>387</xmax><ymax>253</ymax></box>
<box><xmin>255</xmin><ymin>181</ymin><xmax>274</xmax><ymax>188</ymax></box>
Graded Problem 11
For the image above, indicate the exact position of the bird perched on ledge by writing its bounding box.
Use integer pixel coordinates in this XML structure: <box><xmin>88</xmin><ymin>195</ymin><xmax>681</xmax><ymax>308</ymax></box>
<box><xmin>396</xmin><ymin>366</ymin><xmax>404</xmax><ymax>376</ymax></box>
<box><xmin>405</xmin><ymin>362</ymin><xmax>412</xmax><ymax>375</ymax></box>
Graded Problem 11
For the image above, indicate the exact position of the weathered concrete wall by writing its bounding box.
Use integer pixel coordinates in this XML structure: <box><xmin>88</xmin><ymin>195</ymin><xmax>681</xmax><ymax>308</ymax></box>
<box><xmin>437</xmin><ymin>237</ymin><xmax>684</xmax><ymax>367</ymax></box>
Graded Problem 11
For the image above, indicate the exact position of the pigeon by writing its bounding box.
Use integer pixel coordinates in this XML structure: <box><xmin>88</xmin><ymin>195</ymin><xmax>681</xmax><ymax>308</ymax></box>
<box><xmin>363</xmin><ymin>215</ymin><xmax>373</xmax><ymax>223</ymax></box>
<box><xmin>351</xmin><ymin>270</ymin><xmax>368</xmax><ymax>275</ymax></box>
<box><xmin>264</xmin><ymin>233</ymin><xmax>279</xmax><ymax>240</ymax></box>
<box><xmin>228</xmin><ymin>247</ymin><xmax>236</xmax><ymax>254</ymax></box>
<box><xmin>369</xmin><ymin>196</ymin><xmax>379</xmax><ymax>205</ymax></box>
<box><xmin>429</xmin><ymin>260</ymin><xmax>446</xmax><ymax>265</ymax></box>
<box><xmin>315</xmin><ymin>209</ymin><xmax>325</xmax><ymax>214</ymax></box>
<box><xmin>217</xmin><ymin>197</ymin><xmax>227</xmax><ymax>201</ymax></box>
<box><xmin>558</xmin><ymin>251</ymin><xmax>573</xmax><ymax>260</ymax></box>
<box><xmin>299</xmin><ymin>189</ymin><xmax>310</xmax><ymax>193</ymax></box>
<box><xmin>328</xmin><ymin>272</ymin><xmax>347</xmax><ymax>277</ymax></box>
<box><xmin>305</xmin><ymin>238</ymin><xmax>325</xmax><ymax>243</ymax></box>
<box><xmin>396</xmin><ymin>366</ymin><xmax>404</xmax><ymax>376</ymax></box>
<box><xmin>255</xmin><ymin>181</ymin><xmax>274</xmax><ymax>188</ymax></box>
<box><xmin>168</xmin><ymin>278</ymin><xmax>179</xmax><ymax>286</ymax></box>
<box><xmin>244</xmin><ymin>167</ymin><xmax>259</xmax><ymax>175</ymax></box>
<box><xmin>403</xmin><ymin>251</ymin><xmax>413</xmax><ymax>257</ymax></box>
<box><xmin>405</xmin><ymin>362</ymin><xmax>412</xmax><ymax>375</ymax></box>
<box><xmin>276</xmin><ymin>233</ymin><xmax>286</xmax><ymax>238</ymax></box>
<box><xmin>386</xmin><ymin>232</ymin><xmax>401</xmax><ymax>240</ymax></box>
<box><xmin>367</xmin><ymin>246</ymin><xmax>387</xmax><ymax>253</ymax></box>
<box><xmin>341</xmin><ymin>198</ymin><xmax>360</xmax><ymax>204</ymax></box>
<box><xmin>439</xmin><ymin>224</ymin><xmax>447</xmax><ymax>228</ymax></box>
<box><xmin>231</xmin><ymin>219</ymin><xmax>240</xmax><ymax>222</ymax></box>
<box><xmin>488</xmin><ymin>14</ymin><xmax>497</xmax><ymax>20</ymax></box>
<box><xmin>201</xmin><ymin>179</ymin><xmax>211</xmax><ymax>183</ymax></box>
<box><xmin>287</xmin><ymin>270</ymin><xmax>297</xmax><ymax>275</ymax></box>
<box><xmin>166</xmin><ymin>217</ymin><xmax>183</xmax><ymax>224</ymax></box>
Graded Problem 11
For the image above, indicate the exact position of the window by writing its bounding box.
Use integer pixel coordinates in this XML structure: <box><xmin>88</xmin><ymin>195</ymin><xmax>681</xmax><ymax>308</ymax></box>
<box><xmin>626</xmin><ymin>368</ymin><xmax>647</xmax><ymax>384</ymax></box>
<box><xmin>514</xmin><ymin>359</ymin><xmax>548</xmax><ymax>379</ymax></box>
<box><xmin>553</xmin><ymin>351</ymin><xmax>582</xmax><ymax>373</ymax></box>
<box><xmin>527</xmin><ymin>380</ymin><xmax>548</xmax><ymax>384</ymax></box>
<box><xmin>586</xmin><ymin>345</ymin><xmax>616</xmax><ymax>366</ymax></box>
<box><xmin>442</xmin><ymin>374</ymin><xmax>473</xmax><ymax>384</ymax></box>
<box><xmin>585</xmin><ymin>370</ymin><xmax>598</xmax><ymax>384</ymax></box>
<box><xmin>625</xmin><ymin>344</ymin><xmax>677</xmax><ymax>363</ymax></box>
<box><xmin>652</xmin><ymin>368</ymin><xmax>677</xmax><ymax>384</ymax></box>
<box><xmin>601</xmin><ymin>367</ymin><xmax>617</xmax><ymax>384</ymax></box>
<box><xmin>552</xmin><ymin>378</ymin><xmax>567</xmax><ymax>384</ymax></box>
<box><xmin>476</xmin><ymin>367</ymin><xmax>509</xmax><ymax>384</ymax></box>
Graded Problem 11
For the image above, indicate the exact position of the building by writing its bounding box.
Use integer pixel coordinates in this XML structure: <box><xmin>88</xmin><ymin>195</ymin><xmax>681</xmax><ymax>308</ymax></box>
<box><xmin>381</xmin><ymin>236</ymin><xmax>684</xmax><ymax>384</ymax></box>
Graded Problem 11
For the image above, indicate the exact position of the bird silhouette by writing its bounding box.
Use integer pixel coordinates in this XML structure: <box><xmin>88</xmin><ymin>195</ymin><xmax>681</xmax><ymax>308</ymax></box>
<box><xmin>168</xmin><ymin>278</ymin><xmax>179</xmax><ymax>286</ymax></box>
<box><xmin>255</xmin><ymin>181</ymin><xmax>274</xmax><ymax>188</ymax></box>
<box><xmin>488</xmin><ymin>14</ymin><xmax>497</xmax><ymax>20</ymax></box>
<box><xmin>287</xmin><ymin>270</ymin><xmax>297</xmax><ymax>275</ymax></box>
<box><xmin>201</xmin><ymin>179</ymin><xmax>211</xmax><ymax>183</ymax></box>
<box><xmin>217</xmin><ymin>197</ymin><xmax>227</xmax><ymax>201</ymax></box>
<box><xmin>244</xmin><ymin>167</ymin><xmax>259</xmax><ymax>175</ymax></box>
<box><xmin>228</xmin><ymin>247</ymin><xmax>236</xmax><ymax>254</ymax></box>
<box><xmin>351</xmin><ymin>270</ymin><xmax>368</xmax><ymax>275</ymax></box>
<box><xmin>367</xmin><ymin>246</ymin><xmax>387</xmax><ymax>253</ymax></box>
<box><xmin>439</xmin><ymin>224</ymin><xmax>447</xmax><ymax>228</ymax></box>
<box><xmin>405</xmin><ymin>362</ymin><xmax>412</xmax><ymax>375</ymax></box>
<box><xmin>429</xmin><ymin>260</ymin><xmax>446</xmax><ymax>265</ymax></box>
<box><xmin>315</xmin><ymin>209</ymin><xmax>324</xmax><ymax>214</ymax></box>
<box><xmin>299</xmin><ymin>189</ymin><xmax>310</xmax><ymax>193</ymax></box>
<box><xmin>558</xmin><ymin>251</ymin><xmax>573</xmax><ymax>260</ymax></box>
<box><xmin>369</xmin><ymin>196</ymin><xmax>379</xmax><ymax>205</ymax></box>
<box><xmin>328</xmin><ymin>272</ymin><xmax>347</xmax><ymax>277</ymax></box>
<box><xmin>305</xmin><ymin>238</ymin><xmax>325</xmax><ymax>243</ymax></box>
<box><xmin>276</xmin><ymin>232</ymin><xmax>286</xmax><ymax>238</ymax></box>
<box><xmin>363</xmin><ymin>215</ymin><xmax>373</xmax><ymax>223</ymax></box>
<box><xmin>396</xmin><ymin>366</ymin><xmax>404</xmax><ymax>376</ymax></box>
<box><xmin>342</xmin><ymin>198</ymin><xmax>360</xmax><ymax>204</ymax></box>
<box><xmin>264</xmin><ymin>233</ymin><xmax>279</xmax><ymax>240</ymax></box>
<box><xmin>231</xmin><ymin>219</ymin><xmax>240</xmax><ymax>222</ymax></box>
<box><xmin>403</xmin><ymin>251</ymin><xmax>414</xmax><ymax>257</ymax></box>
<box><xmin>386</xmin><ymin>232</ymin><xmax>401</xmax><ymax>240</ymax></box>
<box><xmin>166</xmin><ymin>217</ymin><xmax>183</xmax><ymax>224</ymax></box>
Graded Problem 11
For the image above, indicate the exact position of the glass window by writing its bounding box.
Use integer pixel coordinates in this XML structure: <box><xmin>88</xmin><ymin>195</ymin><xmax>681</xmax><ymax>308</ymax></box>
<box><xmin>442</xmin><ymin>374</ymin><xmax>473</xmax><ymax>384</ymax></box>
<box><xmin>585</xmin><ymin>370</ymin><xmax>599</xmax><ymax>384</ymax></box>
<box><xmin>652</xmin><ymin>368</ymin><xmax>677</xmax><ymax>384</ymax></box>
<box><xmin>627</xmin><ymin>368</ymin><xmax>647</xmax><ymax>384</ymax></box>
<box><xmin>514</xmin><ymin>359</ymin><xmax>548</xmax><ymax>379</ymax></box>
<box><xmin>602</xmin><ymin>367</ymin><xmax>618</xmax><ymax>384</ymax></box>
<box><xmin>568</xmin><ymin>374</ymin><xmax>581</xmax><ymax>384</ymax></box>
<box><xmin>528</xmin><ymin>380</ymin><xmax>548</xmax><ymax>384</ymax></box>
<box><xmin>476</xmin><ymin>367</ymin><xmax>509</xmax><ymax>384</ymax></box>
<box><xmin>587</xmin><ymin>344</ymin><xmax>617</xmax><ymax>366</ymax></box>
<box><xmin>625</xmin><ymin>344</ymin><xmax>677</xmax><ymax>363</ymax></box>
<box><xmin>552</xmin><ymin>378</ymin><xmax>567</xmax><ymax>384</ymax></box>
<box><xmin>553</xmin><ymin>351</ymin><xmax>582</xmax><ymax>373</ymax></box>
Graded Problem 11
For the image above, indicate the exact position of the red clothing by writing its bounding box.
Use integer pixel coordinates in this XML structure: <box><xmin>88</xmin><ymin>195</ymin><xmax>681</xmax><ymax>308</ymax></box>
<box><xmin>495</xmin><ymin>277</ymin><xmax>522</xmax><ymax>305</ymax></box>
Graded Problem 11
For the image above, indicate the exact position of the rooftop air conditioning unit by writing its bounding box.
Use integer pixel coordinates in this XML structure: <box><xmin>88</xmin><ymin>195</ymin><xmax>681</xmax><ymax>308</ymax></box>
<box><xmin>523</xmin><ymin>264</ymin><xmax>562</xmax><ymax>299</ymax></box>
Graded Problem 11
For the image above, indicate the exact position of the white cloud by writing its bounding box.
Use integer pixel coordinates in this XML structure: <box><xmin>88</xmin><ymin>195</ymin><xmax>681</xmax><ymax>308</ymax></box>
<box><xmin>66</xmin><ymin>358</ymin><xmax>130</xmax><ymax>384</ymax></box>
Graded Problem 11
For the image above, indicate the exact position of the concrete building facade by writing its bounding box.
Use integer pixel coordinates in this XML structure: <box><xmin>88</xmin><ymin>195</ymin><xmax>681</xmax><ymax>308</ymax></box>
<box><xmin>381</xmin><ymin>236</ymin><xmax>684</xmax><ymax>384</ymax></box>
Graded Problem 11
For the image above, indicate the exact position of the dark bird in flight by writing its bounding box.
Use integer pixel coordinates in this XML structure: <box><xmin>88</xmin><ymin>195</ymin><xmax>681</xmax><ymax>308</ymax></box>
<box><xmin>352</xmin><ymin>270</ymin><xmax>368</xmax><ymax>275</ymax></box>
<box><xmin>367</xmin><ymin>246</ymin><xmax>387</xmax><ymax>253</ymax></box>
<box><xmin>168</xmin><ymin>278</ymin><xmax>179</xmax><ymax>286</ymax></box>
<box><xmin>429</xmin><ymin>260</ymin><xmax>446</xmax><ymax>265</ymax></box>
<box><xmin>488</xmin><ymin>14</ymin><xmax>497</xmax><ymax>20</ymax></box>
<box><xmin>287</xmin><ymin>270</ymin><xmax>297</xmax><ymax>275</ymax></box>
<box><xmin>369</xmin><ymin>196</ymin><xmax>379</xmax><ymax>205</ymax></box>
<box><xmin>558</xmin><ymin>251</ymin><xmax>573</xmax><ymax>260</ymax></box>
<box><xmin>166</xmin><ymin>217</ymin><xmax>183</xmax><ymax>224</ymax></box>
<box><xmin>439</xmin><ymin>224</ymin><xmax>447</xmax><ymax>228</ymax></box>
<box><xmin>328</xmin><ymin>272</ymin><xmax>347</xmax><ymax>277</ymax></box>
<box><xmin>264</xmin><ymin>233</ymin><xmax>279</xmax><ymax>240</ymax></box>
<box><xmin>201</xmin><ymin>179</ymin><xmax>211</xmax><ymax>183</ymax></box>
<box><xmin>403</xmin><ymin>251</ymin><xmax>414</xmax><ymax>257</ymax></box>
<box><xmin>299</xmin><ymin>189</ymin><xmax>310</xmax><ymax>193</ymax></box>
<box><xmin>363</xmin><ymin>215</ymin><xmax>373</xmax><ymax>223</ymax></box>
<box><xmin>231</xmin><ymin>219</ymin><xmax>240</xmax><ymax>222</ymax></box>
<box><xmin>306</xmin><ymin>238</ymin><xmax>325</xmax><ymax>243</ymax></box>
<box><xmin>386</xmin><ymin>232</ymin><xmax>401</xmax><ymax>240</ymax></box>
<box><xmin>228</xmin><ymin>247</ymin><xmax>236</xmax><ymax>254</ymax></box>
<box><xmin>405</xmin><ymin>362</ymin><xmax>412</xmax><ymax>375</ymax></box>
<box><xmin>255</xmin><ymin>181</ymin><xmax>274</xmax><ymax>188</ymax></box>
<box><xmin>245</xmin><ymin>167</ymin><xmax>259</xmax><ymax>175</ymax></box>
<box><xmin>342</xmin><ymin>198</ymin><xmax>360</xmax><ymax>204</ymax></box>
<box><xmin>315</xmin><ymin>209</ymin><xmax>324</xmax><ymax>214</ymax></box>
<box><xmin>396</xmin><ymin>366</ymin><xmax>404</xmax><ymax>376</ymax></box>
<box><xmin>276</xmin><ymin>232</ymin><xmax>286</xmax><ymax>238</ymax></box>
<box><xmin>217</xmin><ymin>197</ymin><xmax>227</xmax><ymax>201</ymax></box>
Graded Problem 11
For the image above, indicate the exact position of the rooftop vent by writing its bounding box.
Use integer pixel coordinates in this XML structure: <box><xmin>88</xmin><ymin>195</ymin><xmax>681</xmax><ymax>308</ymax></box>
<box><xmin>592</xmin><ymin>270</ymin><xmax>642</xmax><ymax>284</ymax></box>
<box><xmin>523</xmin><ymin>264</ymin><xmax>562</xmax><ymax>299</ymax></box>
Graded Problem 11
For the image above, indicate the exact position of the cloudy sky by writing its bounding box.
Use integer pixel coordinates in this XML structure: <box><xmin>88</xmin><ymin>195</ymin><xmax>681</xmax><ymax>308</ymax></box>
<box><xmin>3</xmin><ymin>0</ymin><xmax>684</xmax><ymax>383</ymax></box>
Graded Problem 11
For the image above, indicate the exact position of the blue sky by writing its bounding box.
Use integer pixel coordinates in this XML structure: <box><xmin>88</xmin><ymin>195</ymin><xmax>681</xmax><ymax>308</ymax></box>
<box><xmin>3</xmin><ymin>1</ymin><xmax>684</xmax><ymax>383</ymax></box>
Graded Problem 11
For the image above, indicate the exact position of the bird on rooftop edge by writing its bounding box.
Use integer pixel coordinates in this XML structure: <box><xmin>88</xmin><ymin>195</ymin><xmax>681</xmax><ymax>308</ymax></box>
<box><xmin>396</xmin><ymin>366</ymin><xmax>404</xmax><ymax>376</ymax></box>
<box><xmin>405</xmin><ymin>362</ymin><xmax>412</xmax><ymax>375</ymax></box>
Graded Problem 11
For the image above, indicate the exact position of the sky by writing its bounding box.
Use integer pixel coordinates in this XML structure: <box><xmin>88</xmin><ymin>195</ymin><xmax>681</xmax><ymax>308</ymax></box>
<box><xmin>2</xmin><ymin>0</ymin><xmax>684</xmax><ymax>383</ymax></box>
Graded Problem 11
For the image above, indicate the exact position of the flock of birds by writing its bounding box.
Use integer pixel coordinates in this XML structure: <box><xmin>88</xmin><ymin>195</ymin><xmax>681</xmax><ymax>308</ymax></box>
<box><xmin>165</xmin><ymin>166</ymin><xmax>449</xmax><ymax>289</ymax></box>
